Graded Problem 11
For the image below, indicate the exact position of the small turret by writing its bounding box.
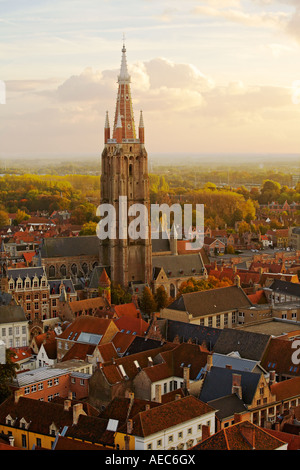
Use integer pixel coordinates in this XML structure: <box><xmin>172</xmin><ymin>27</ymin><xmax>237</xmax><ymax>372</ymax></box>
<box><xmin>104</xmin><ymin>110</ymin><xmax>110</xmax><ymax>143</ymax></box>
<box><xmin>139</xmin><ymin>110</ymin><xmax>144</xmax><ymax>144</ymax></box>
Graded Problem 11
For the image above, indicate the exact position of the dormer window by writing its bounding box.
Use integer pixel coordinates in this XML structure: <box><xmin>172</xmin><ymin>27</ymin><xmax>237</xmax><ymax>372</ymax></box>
<box><xmin>6</xmin><ymin>414</ymin><xmax>15</xmax><ymax>427</ymax></box>
<box><xmin>19</xmin><ymin>417</ymin><xmax>29</xmax><ymax>430</ymax></box>
<box><xmin>49</xmin><ymin>422</ymin><xmax>58</xmax><ymax>436</ymax></box>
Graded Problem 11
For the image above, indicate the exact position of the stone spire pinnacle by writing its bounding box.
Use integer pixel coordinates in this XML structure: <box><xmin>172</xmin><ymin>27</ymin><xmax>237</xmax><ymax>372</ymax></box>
<box><xmin>113</xmin><ymin>42</ymin><xmax>136</xmax><ymax>140</ymax></box>
<box><xmin>139</xmin><ymin>110</ymin><xmax>144</xmax><ymax>128</ymax></box>
<box><xmin>105</xmin><ymin>110</ymin><xmax>110</xmax><ymax>128</ymax></box>
<box><xmin>118</xmin><ymin>40</ymin><xmax>131</xmax><ymax>84</ymax></box>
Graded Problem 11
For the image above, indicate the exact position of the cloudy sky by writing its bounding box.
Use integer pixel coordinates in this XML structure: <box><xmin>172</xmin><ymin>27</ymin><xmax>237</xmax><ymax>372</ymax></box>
<box><xmin>0</xmin><ymin>0</ymin><xmax>300</xmax><ymax>159</ymax></box>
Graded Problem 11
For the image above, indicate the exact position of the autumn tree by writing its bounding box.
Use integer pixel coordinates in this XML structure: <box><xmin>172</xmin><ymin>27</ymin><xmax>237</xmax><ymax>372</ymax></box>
<box><xmin>0</xmin><ymin>210</ymin><xmax>9</xmax><ymax>227</ymax></box>
<box><xmin>110</xmin><ymin>284</ymin><xmax>132</xmax><ymax>305</ymax></box>
<box><xmin>140</xmin><ymin>286</ymin><xmax>157</xmax><ymax>317</ymax></box>
<box><xmin>79</xmin><ymin>221</ymin><xmax>97</xmax><ymax>236</ymax></box>
<box><xmin>154</xmin><ymin>285</ymin><xmax>169</xmax><ymax>311</ymax></box>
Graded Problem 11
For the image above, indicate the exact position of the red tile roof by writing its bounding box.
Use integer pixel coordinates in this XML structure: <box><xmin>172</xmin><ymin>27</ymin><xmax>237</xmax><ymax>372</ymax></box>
<box><xmin>267</xmin><ymin>429</ymin><xmax>300</xmax><ymax>450</ymax></box>
<box><xmin>113</xmin><ymin>302</ymin><xmax>141</xmax><ymax>318</ymax></box>
<box><xmin>192</xmin><ymin>420</ymin><xmax>287</xmax><ymax>450</ymax></box>
<box><xmin>68</xmin><ymin>297</ymin><xmax>108</xmax><ymax>314</ymax></box>
<box><xmin>59</xmin><ymin>316</ymin><xmax>116</xmax><ymax>340</ymax></box>
<box><xmin>113</xmin><ymin>315</ymin><xmax>149</xmax><ymax>336</ymax></box>
<box><xmin>54</xmin><ymin>436</ymin><xmax>108</xmax><ymax>450</ymax></box>
<box><xmin>111</xmin><ymin>331</ymin><xmax>136</xmax><ymax>355</ymax></box>
<box><xmin>122</xmin><ymin>396</ymin><xmax>214</xmax><ymax>437</ymax></box>
<box><xmin>270</xmin><ymin>377</ymin><xmax>300</xmax><ymax>401</ymax></box>
<box><xmin>261</xmin><ymin>338</ymin><xmax>300</xmax><ymax>378</ymax></box>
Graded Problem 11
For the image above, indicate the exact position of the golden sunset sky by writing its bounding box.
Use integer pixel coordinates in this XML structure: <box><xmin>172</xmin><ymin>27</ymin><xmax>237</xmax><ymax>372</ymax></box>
<box><xmin>0</xmin><ymin>0</ymin><xmax>300</xmax><ymax>158</ymax></box>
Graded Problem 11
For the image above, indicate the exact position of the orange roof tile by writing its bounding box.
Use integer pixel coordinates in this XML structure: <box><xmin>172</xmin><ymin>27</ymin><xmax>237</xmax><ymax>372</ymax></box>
<box><xmin>270</xmin><ymin>377</ymin><xmax>300</xmax><ymax>401</ymax></box>
<box><xmin>192</xmin><ymin>420</ymin><xmax>287</xmax><ymax>450</ymax></box>
<box><xmin>113</xmin><ymin>302</ymin><xmax>140</xmax><ymax>318</ymax></box>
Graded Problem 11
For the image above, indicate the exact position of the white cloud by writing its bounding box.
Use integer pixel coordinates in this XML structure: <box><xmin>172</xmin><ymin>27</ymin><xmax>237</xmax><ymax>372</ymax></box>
<box><xmin>192</xmin><ymin>5</ymin><xmax>288</xmax><ymax>28</ymax></box>
<box><xmin>1</xmin><ymin>56</ymin><xmax>299</xmax><ymax>156</ymax></box>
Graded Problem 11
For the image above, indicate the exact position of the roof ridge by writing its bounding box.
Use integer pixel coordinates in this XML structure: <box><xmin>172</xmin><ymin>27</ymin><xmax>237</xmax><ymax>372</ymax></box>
<box><xmin>223</xmin><ymin>427</ymin><xmax>231</xmax><ymax>450</ymax></box>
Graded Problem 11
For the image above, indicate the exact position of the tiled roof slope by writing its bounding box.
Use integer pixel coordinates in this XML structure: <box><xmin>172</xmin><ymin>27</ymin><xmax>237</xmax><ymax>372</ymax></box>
<box><xmin>120</xmin><ymin>396</ymin><xmax>215</xmax><ymax>437</ymax></box>
<box><xmin>192</xmin><ymin>420</ymin><xmax>287</xmax><ymax>450</ymax></box>
<box><xmin>167</xmin><ymin>285</ymin><xmax>252</xmax><ymax>317</ymax></box>
<box><xmin>0</xmin><ymin>396</ymin><xmax>74</xmax><ymax>435</ymax></box>
<box><xmin>100</xmin><ymin>344</ymin><xmax>175</xmax><ymax>385</ymax></box>
<box><xmin>58</xmin><ymin>316</ymin><xmax>115</xmax><ymax>340</ymax></box>
<box><xmin>41</xmin><ymin>236</ymin><xmax>99</xmax><ymax>258</ymax></box>
<box><xmin>207</xmin><ymin>394</ymin><xmax>248</xmax><ymax>421</ymax></box>
<box><xmin>261</xmin><ymin>337</ymin><xmax>300</xmax><ymax>377</ymax></box>
<box><xmin>99</xmin><ymin>396</ymin><xmax>161</xmax><ymax>423</ymax></box>
<box><xmin>213</xmin><ymin>328</ymin><xmax>270</xmax><ymax>362</ymax></box>
<box><xmin>199</xmin><ymin>366</ymin><xmax>261</xmax><ymax>405</ymax></box>
<box><xmin>270</xmin><ymin>377</ymin><xmax>300</xmax><ymax>401</ymax></box>
<box><xmin>266</xmin><ymin>429</ymin><xmax>300</xmax><ymax>450</ymax></box>
<box><xmin>54</xmin><ymin>435</ymin><xmax>108</xmax><ymax>450</ymax></box>
<box><xmin>267</xmin><ymin>279</ymin><xmax>300</xmax><ymax>297</ymax></box>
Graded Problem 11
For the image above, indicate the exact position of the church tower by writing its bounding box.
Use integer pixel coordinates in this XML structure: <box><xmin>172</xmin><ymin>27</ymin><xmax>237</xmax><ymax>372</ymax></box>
<box><xmin>100</xmin><ymin>42</ymin><xmax>152</xmax><ymax>288</ymax></box>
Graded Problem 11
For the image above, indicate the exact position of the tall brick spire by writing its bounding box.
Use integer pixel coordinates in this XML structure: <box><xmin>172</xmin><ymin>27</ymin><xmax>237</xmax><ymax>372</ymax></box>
<box><xmin>112</xmin><ymin>41</ymin><xmax>136</xmax><ymax>141</ymax></box>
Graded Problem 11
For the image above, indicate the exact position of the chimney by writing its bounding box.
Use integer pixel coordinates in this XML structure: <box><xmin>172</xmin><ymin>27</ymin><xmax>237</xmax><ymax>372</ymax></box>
<box><xmin>235</xmin><ymin>275</ymin><xmax>241</xmax><ymax>288</ymax></box>
<box><xmin>73</xmin><ymin>403</ymin><xmax>86</xmax><ymax>425</ymax></box>
<box><xmin>234</xmin><ymin>413</ymin><xmax>242</xmax><ymax>424</ymax></box>
<box><xmin>64</xmin><ymin>399</ymin><xmax>72</xmax><ymax>411</ymax></box>
<box><xmin>201</xmin><ymin>424</ymin><xmax>210</xmax><ymax>441</ymax></box>
<box><xmin>240</xmin><ymin>423</ymin><xmax>255</xmax><ymax>449</ymax></box>
<box><xmin>14</xmin><ymin>389</ymin><xmax>23</xmax><ymax>404</ymax></box>
<box><xmin>206</xmin><ymin>354</ymin><xmax>213</xmax><ymax>372</ymax></box>
<box><xmin>232</xmin><ymin>373</ymin><xmax>242</xmax><ymax>399</ymax></box>
<box><xmin>127</xmin><ymin>419</ymin><xmax>133</xmax><ymax>435</ymax></box>
<box><xmin>154</xmin><ymin>384</ymin><xmax>162</xmax><ymax>403</ymax></box>
<box><xmin>183</xmin><ymin>367</ymin><xmax>190</xmax><ymax>391</ymax></box>
<box><xmin>269</xmin><ymin>370</ymin><xmax>276</xmax><ymax>386</ymax></box>
<box><xmin>147</xmin><ymin>356</ymin><xmax>153</xmax><ymax>367</ymax></box>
